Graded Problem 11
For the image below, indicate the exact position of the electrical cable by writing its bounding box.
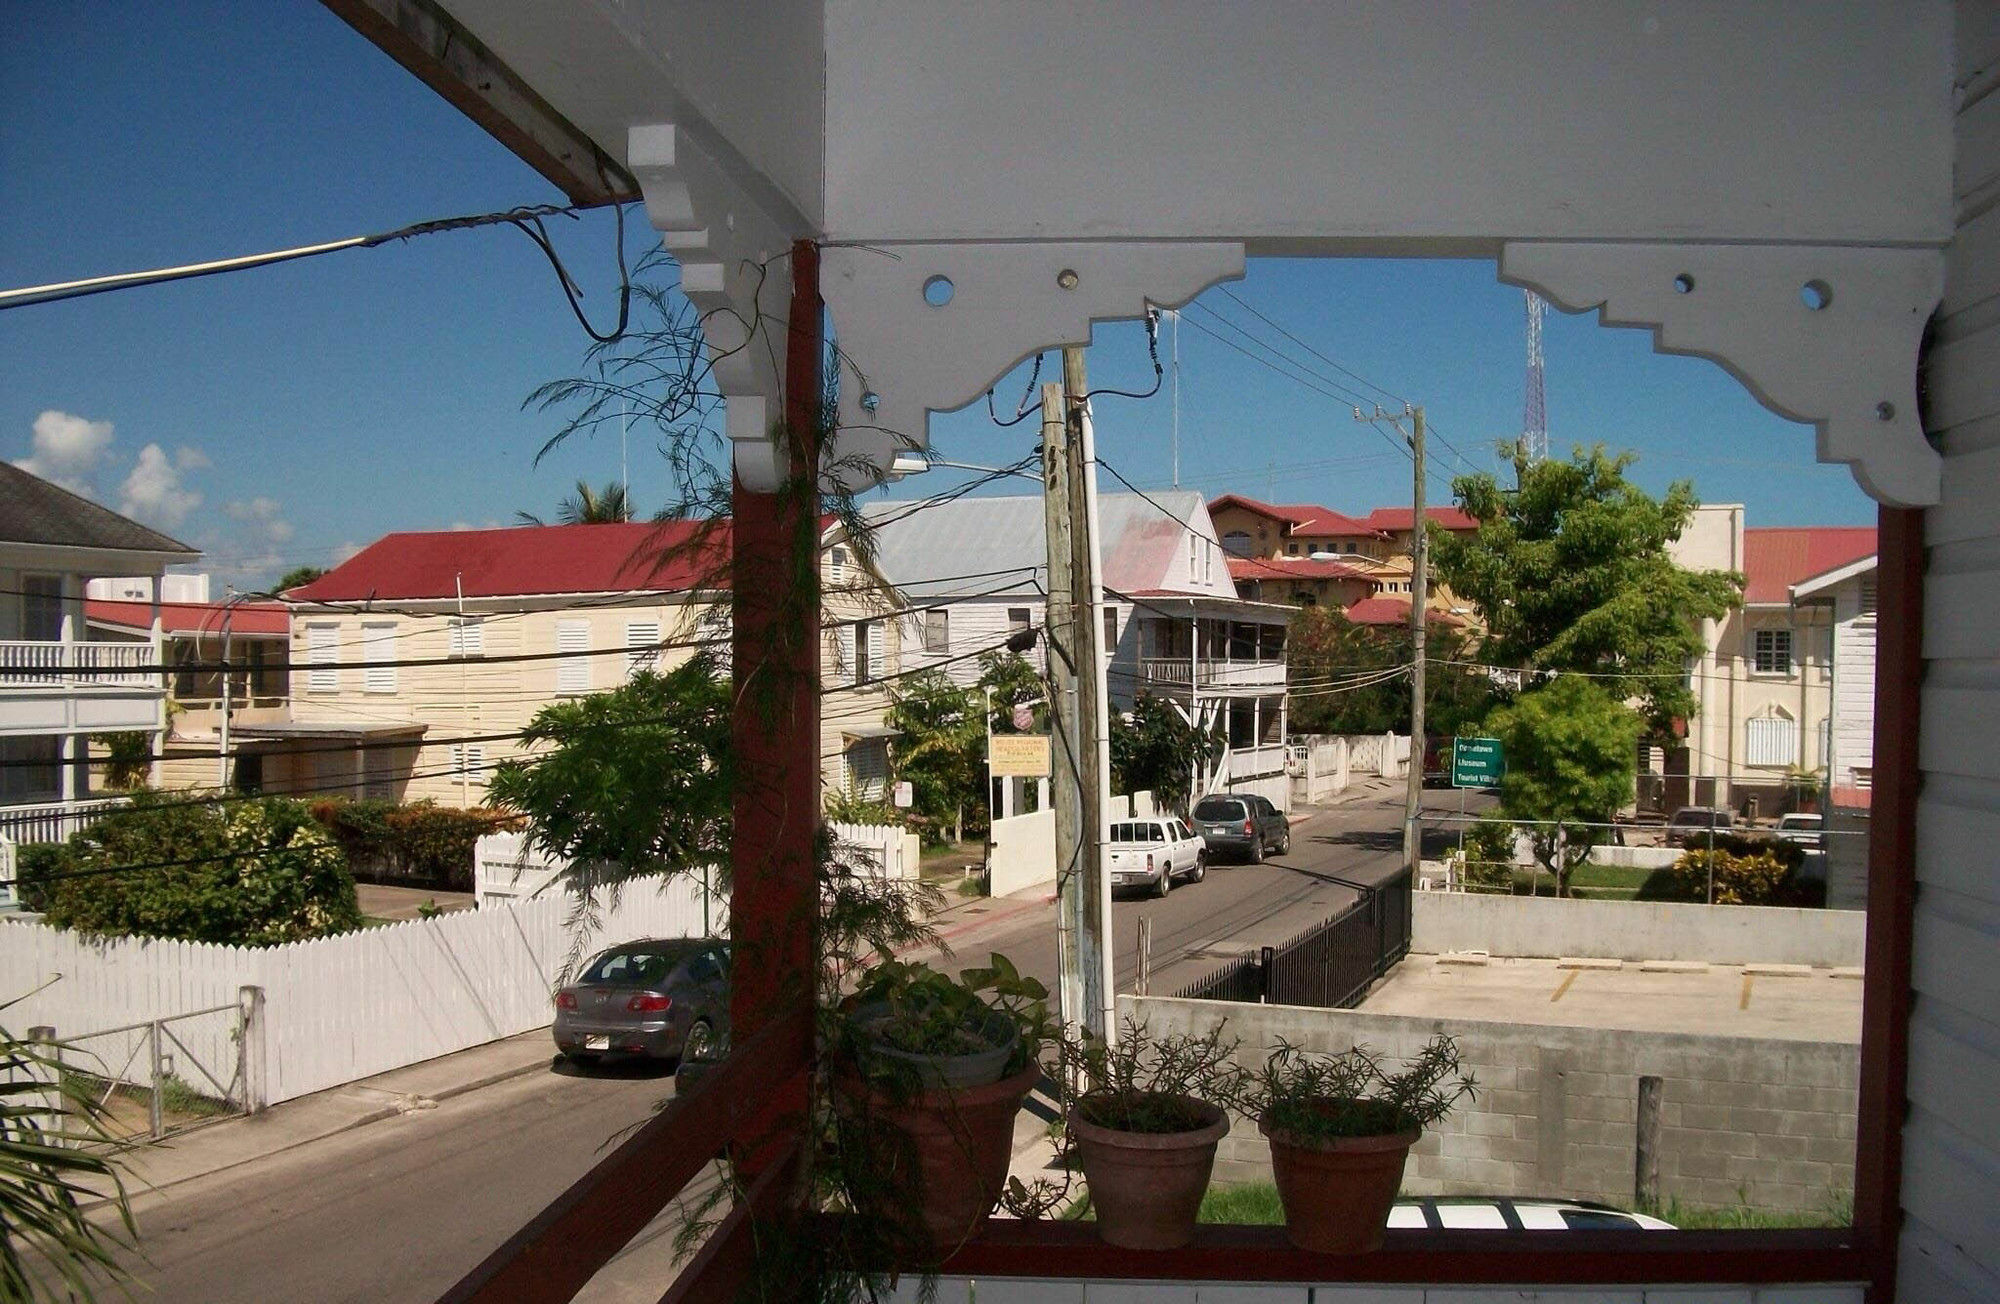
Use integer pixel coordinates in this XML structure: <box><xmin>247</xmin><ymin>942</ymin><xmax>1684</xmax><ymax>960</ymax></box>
<box><xmin>986</xmin><ymin>353</ymin><xmax>1046</xmax><ymax>427</ymax></box>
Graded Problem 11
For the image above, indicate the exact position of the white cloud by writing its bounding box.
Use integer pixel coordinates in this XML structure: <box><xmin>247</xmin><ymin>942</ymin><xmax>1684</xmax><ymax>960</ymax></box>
<box><xmin>118</xmin><ymin>443</ymin><xmax>202</xmax><ymax>529</ymax></box>
<box><xmin>175</xmin><ymin>445</ymin><xmax>212</xmax><ymax>471</ymax></box>
<box><xmin>332</xmin><ymin>540</ymin><xmax>364</xmax><ymax>565</ymax></box>
<box><xmin>226</xmin><ymin>496</ymin><xmax>295</xmax><ymax>542</ymax></box>
<box><xmin>15</xmin><ymin>410</ymin><xmax>115</xmax><ymax>495</ymax></box>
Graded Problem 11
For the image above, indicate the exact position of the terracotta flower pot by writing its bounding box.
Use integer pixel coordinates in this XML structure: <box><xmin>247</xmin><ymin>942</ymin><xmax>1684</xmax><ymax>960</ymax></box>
<box><xmin>1068</xmin><ymin>1095</ymin><xmax>1229</xmax><ymax>1249</ymax></box>
<box><xmin>834</xmin><ymin>1060</ymin><xmax>1041</xmax><ymax>1253</ymax></box>
<box><xmin>1260</xmin><ymin>1114</ymin><xmax>1420</xmax><ymax>1254</ymax></box>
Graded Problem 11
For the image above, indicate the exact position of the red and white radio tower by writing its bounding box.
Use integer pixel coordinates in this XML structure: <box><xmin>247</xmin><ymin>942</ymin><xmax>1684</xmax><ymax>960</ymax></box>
<box><xmin>1522</xmin><ymin>290</ymin><xmax>1548</xmax><ymax>462</ymax></box>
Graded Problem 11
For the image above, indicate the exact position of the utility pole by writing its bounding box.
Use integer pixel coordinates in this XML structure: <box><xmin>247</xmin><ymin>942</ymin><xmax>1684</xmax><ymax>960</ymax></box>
<box><xmin>1045</xmin><ymin>346</ymin><xmax>1115</xmax><ymax>1045</ymax></box>
<box><xmin>1356</xmin><ymin>404</ymin><xmax>1429</xmax><ymax>875</ymax></box>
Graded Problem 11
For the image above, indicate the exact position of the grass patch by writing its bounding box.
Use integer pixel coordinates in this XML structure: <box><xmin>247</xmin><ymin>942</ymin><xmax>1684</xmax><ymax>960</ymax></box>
<box><xmin>1198</xmin><ymin>1183</ymin><xmax>1285</xmax><ymax>1225</ymax></box>
<box><xmin>1641</xmin><ymin>1190</ymin><xmax>1852</xmax><ymax>1229</ymax></box>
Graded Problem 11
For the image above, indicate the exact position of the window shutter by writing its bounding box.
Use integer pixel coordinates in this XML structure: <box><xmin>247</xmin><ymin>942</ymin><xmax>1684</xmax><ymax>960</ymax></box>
<box><xmin>556</xmin><ymin>620</ymin><xmax>590</xmax><ymax>693</ymax></box>
<box><xmin>448</xmin><ymin>617</ymin><xmax>484</xmax><ymax>658</ymax></box>
<box><xmin>307</xmin><ymin>624</ymin><xmax>338</xmax><ymax>693</ymax></box>
<box><xmin>835</xmin><ymin>624</ymin><xmax>855</xmax><ymax>680</ymax></box>
<box><xmin>362</xmin><ymin>622</ymin><xmax>397</xmax><ymax>693</ymax></box>
<box><xmin>924</xmin><ymin>609</ymin><xmax>950</xmax><ymax>654</ymax></box>
<box><xmin>1746</xmin><ymin>715</ymin><xmax>1800</xmax><ymax>767</ymax></box>
<box><xmin>626</xmin><ymin>621</ymin><xmax>660</xmax><ymax>677</ymax></box>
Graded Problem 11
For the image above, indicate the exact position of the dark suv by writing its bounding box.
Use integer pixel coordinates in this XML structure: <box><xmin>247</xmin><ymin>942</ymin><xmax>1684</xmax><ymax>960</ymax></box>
<box><xmin>1191</xmin><ymin>792</ymin><xmax>1291</xmax><ymax>863</ymax></box>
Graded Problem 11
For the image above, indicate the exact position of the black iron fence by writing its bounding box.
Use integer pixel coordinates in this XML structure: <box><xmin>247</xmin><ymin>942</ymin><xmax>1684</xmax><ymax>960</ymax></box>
<box><xmin>1173</xmin><ymin>868</ymin><xmax>1412</xmax><ymax>1009</ymax></box>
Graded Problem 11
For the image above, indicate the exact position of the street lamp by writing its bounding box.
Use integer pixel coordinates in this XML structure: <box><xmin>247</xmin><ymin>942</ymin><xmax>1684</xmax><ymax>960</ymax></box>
<box><xmin>886</xmin><ymin>452</ymin><xmax>1043</xmax><ymax>483</ymax></box>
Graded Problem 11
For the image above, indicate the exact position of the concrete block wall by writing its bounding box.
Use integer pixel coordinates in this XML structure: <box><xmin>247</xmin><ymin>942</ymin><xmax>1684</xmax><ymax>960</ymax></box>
<box><xmin>1411</xmin><ymin>893</ymin><xmax>1866</xmax><ymax>967</ymax></box>
<box><xmin>1123</xmin><ymin>995</ymin><xmax>1858</xmax><ymax>1214</ymax></box>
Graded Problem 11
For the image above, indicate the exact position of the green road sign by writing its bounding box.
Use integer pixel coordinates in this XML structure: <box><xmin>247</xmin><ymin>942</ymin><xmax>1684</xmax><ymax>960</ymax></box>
<box><xmin>1452</xmin><ymin>736</ymin><xmax>1505</xmax><ymax>789</ymax></box>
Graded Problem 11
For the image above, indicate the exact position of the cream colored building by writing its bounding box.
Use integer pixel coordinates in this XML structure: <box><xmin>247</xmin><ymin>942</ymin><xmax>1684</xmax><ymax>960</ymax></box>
<box><xmin>1666</xmin><ymin>504</ymin><xmax>1876</xmax><ymax>817</ymax></box>
<box><xmin>279</xmin><ymin>521</ymin><xmax>901</xmax><ymax>807</ymax></box>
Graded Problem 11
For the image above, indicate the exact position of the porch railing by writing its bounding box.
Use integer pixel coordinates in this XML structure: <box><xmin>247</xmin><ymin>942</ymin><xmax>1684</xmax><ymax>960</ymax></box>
<box><xmin>1136</xmin><ymin>656</ymin><xmax>1285</xmax><ymax>690</ymax></box>
<box><xmin>1225</xmin><ymin>743</ymin><xmax>1289</xmax><ymax>782</ymax></box>
<box><xmin>0</xmin><ymin>796</ymin><xmax>128</xmax><ymax>847</ymax></box>
<box><xmin>0</xmin><ymin>640</ymin><xmax>157</xmax><ymax>689</ymax></box>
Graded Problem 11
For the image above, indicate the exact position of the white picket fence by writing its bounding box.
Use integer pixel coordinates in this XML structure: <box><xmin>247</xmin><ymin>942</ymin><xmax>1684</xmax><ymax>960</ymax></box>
<box><xmin>829</xmin><ymin>821</ymin><xmax>921</xmax><ymax>880</ymax></box>
<box><xmin>0</xmin><ymin>873</ymin><xmax>716</xmax><ymax>1107</ymax></box>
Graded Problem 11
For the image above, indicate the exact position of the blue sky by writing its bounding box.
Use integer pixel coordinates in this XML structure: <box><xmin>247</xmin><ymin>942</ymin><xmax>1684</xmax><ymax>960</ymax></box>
<box><xmin>2</xmin><ymin>3</ymin><xmax>1873</xmax><ymax>590</ymax></box>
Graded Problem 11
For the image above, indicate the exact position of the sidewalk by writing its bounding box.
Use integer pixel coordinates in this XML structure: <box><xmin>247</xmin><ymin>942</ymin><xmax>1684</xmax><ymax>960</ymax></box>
<box><xmin>101</xmin><ymin>1028</ymin><xmax>558</xmax><ymax>1206</ymax></box>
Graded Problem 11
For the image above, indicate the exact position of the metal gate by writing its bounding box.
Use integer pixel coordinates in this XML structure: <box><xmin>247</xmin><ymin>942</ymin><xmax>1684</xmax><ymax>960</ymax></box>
<box><xmin>42</xmin><ymin>996</ymin><xmax>257</xmax><ymax>1141</ymax></box>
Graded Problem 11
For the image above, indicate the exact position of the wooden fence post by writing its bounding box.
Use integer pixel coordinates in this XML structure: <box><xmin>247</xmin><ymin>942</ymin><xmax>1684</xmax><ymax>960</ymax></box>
<box><xmin>239</xmin><ymin>985</ymin><xmax>267</xmax><ymax>1114</ymax></box>
<box><xmin>1636</xmin><ymin>1074</ymin><xmax>1663</xmax><ymax>1211</ymax></box>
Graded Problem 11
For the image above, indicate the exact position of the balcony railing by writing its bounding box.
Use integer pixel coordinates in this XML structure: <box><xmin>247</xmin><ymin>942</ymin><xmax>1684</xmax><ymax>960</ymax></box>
<box><xmin>1224</xmin><ymin>742</ymin><xmax>1290</xmax><ymax>782</ymax></box>
<box><xmin>1136</xmin><ymin>656</ymin><xmax>1286</xmax><ymax>690</ymax></box>
<box><xmin>0</xmin><ymin>640</ymin><xmax>157</xmax><ymax>690</ymax></box>
<box><xmin>0</xmin><ymin>796</ymin><xmax>128</xmax><ymax>847</ymax></box>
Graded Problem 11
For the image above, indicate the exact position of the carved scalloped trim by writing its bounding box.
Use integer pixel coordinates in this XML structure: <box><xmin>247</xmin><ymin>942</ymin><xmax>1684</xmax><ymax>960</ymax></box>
<box><xmin>628</xmin><ymin>123</ymin><xmax>798</xmax><ymax>490</ymax></box>
<box><xmin>1501</xmin><ymin>242</ymin><xmax>1943</xmax><ymax>508</ymax></box>
<box><xmin>820</xmin><ymin>242</ymin><xmax>1246</xmax><ymax>488</ymax></box>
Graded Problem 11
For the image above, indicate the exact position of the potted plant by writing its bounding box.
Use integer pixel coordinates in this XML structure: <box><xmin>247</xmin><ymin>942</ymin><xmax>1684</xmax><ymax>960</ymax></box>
<box><xmin>1239</xmin><ymin>1035</ymin><xmax>1476</xmax><ymax>1253</ymax></box>
<box><xmin>1064</xmin><ymin>1020</ymin><xmax>1243</xmax><ymax>1250</ymax></box>
<box><xmin>831</xmin><ymin>952</ymin><xmax>1051</xmax><ymax>1254</ymax></box>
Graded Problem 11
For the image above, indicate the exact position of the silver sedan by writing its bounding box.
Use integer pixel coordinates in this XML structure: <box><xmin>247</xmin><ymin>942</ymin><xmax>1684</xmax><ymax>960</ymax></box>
<box><xmin>553</xmin><ymin>938</ymin><xmax>730</xmax><ymax>1065</ymax></box>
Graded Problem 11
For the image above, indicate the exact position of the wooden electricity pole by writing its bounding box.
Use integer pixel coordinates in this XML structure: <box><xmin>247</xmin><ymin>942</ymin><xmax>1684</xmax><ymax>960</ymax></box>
<box><xmin>1357</xmin><ymin>404</ymin><xmax>1429</xmax><ymax>875</ymax></box>
<box><xmin>1046</xmin><ymin>347</ymin><xmax>1114</xmax><ymax>1043</ymax></box>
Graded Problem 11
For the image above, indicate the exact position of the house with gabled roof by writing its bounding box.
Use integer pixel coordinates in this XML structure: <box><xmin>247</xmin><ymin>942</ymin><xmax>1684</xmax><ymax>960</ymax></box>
<box><xmin>0</xmin><ymin>461</ymin><xmax>196</xmax><ymax>847</ymax></box>
<box><xmin>279</xmin><ymin>519</ymin><xmax>903</xmax><ymax>807</ymax></box>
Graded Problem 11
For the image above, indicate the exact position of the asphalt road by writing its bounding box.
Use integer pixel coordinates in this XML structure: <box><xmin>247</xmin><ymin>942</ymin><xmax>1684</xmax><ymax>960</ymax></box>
<box><xmin>103</xmin><ymin>1059</ymin><xmax>690</xmax><ymax>1304</ymax></box>
<box><xmin>907</xmin><ymin>784</ymin><xmax>1493</xmax><ymax>997</ymax></box>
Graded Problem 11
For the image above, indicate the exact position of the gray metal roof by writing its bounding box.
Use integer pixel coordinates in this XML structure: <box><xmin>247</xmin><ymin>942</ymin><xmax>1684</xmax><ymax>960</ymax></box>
<box><xmin>859</xmin><ymin>490</ymin><xmax>1211</xmax><ymax>600</ymax></box>
<box><xmin>0</xmin><ymin>461</ymin><xmax>197</xmax><ymax>555</ymax></box>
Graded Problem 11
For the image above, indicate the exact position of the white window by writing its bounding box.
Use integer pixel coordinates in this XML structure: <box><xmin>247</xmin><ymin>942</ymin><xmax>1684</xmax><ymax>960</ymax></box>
<box><xmin>829</xmin><ymin>545</ymin><xmax>849</xmax><ymax>583</ymax></box>
<box><xmin>923</xmin><ymin>609</ymin><xmax>950</xmax><ymax>654</ymax></box>
<box><xmin>1007</xmin><ymin>607</ymin><xmax>1032</xmax><ymax>634</ymax></box>
<box><xmin>556</xmin><ymin>620</ymin><xmax>590</xmax><ymax>693</ymax></box>
<box><xmin>362</xmin><ymin>622</ymin><xmax>397</xmax><ymax>693</ymax></box>
<box><xmin>1203</xmin><ymin>539</ymin><xmax>1213</xmax><ymax>584</ymax></box>
<box><xmin>447</xmin><ymin>616</ymin><xmax>484</xmax><ymax>658</ymax></box>
<box><xmin>853</xmin><ymin>620</ymin><xmax>875</xmax><ymax>685</ymax></box>
<box><xmin>450</xmin><ymin>743</ymin><xmax>485</xmax><ymax>780</ymax></box>
<box><xmin>1753</xmin><ymin>627</ymin><xmax>1793</xmax><ymax>675</ymax></box>
<box><xmin>307</xmin><ymin>623</ymin><xmax>339</xmax><ymax>693</ymax></box>
<box><xmin>626</xmin><ymin>621</ymin><xmax>660</xmax><ymax>677</ymax></box>
<box><xmin>1187</xmin><ymin>532</ymin><xmax>1198</xmax><ymax>580</ymax></box>
<box><xmin>1746</xmin><ymin>714</ymin><xmax>1800</xmax><ymax>767</ymax></box>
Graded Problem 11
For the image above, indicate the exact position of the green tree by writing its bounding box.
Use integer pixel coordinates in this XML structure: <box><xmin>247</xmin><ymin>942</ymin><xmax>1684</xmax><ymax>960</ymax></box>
<box><xmin>93</xmin><ymin>731</ymin><xmax>151</xmax><ymax>790</ymax></box>
<box><xmin>275</xmin><ymin>565</ymin><xmax>326</xmax><ymax>592</ymax></box>
<box><xmin>515</xmin><ymin>479</ymin><xmax>633</xmax><ymax>526</ymax></box>
<box><xmin>976</xmin><ymin>652</ymin><xmax>1045</xmax><ymax>734</ymax></box>
<box><xmin>486</xmin><ymin>654</ymin><xmax>733</xmax><ymax>889</ymax></box>
<box><xmin>884</xmin><ymin>670</ymin><xmax>985</xmax><ymax>845</ymax></box>
<box><xmin>1285</xmin><ymin>606</ymin><xmax>1497</xmax><ymax>737</ymax></box>
<box><xmin>38</xmin><ymin>794</ymin><xmax>362</xmax><ymax>944</ymax></box>
<box><xmin>1431</xmin><ymin>446</ymin><xmax>1742</xmax><ymax>736</ymax></box>
<box><xmin>1485</xmin><ymin>676</ymin><xmax>1644</xmax><ymax>896</ymax></box>
<box><xmin>1108</xmin><ymin>693</ymin><xmax>1220</xmax><ymax>814</ymax></box>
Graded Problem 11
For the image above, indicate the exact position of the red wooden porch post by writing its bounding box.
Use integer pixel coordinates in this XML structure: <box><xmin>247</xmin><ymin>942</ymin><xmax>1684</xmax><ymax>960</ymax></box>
<box><xmin>727</xmin><ymin>240</ymin><xmax>823</xmax><ymax>1174</ymax></box>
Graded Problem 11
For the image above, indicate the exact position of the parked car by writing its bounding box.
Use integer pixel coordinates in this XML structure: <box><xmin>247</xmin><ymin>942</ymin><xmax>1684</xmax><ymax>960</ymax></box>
<box><xmin>1107</xmin><ymin>817</ymin><xmax>1207</xmax><ymax>897</ymax></box>
<box><xmin>554</xmin><ymin>938</ymin><xmax>731</xmax><ymax>1065</ymax></box>
<box><xmin>1388</xmin><ymin>1197</ymin><xmax>1676</xmax><ymax>1231</ymax></box>
<box><xmin>1774</xmin><ymin>812</ymin><xmax>1824</xmax><ymax>848</ymax></box>
<box><xmin>1191</xmin><ymin>792</ymin><xmax>1291</xmax><ymax>863</ymax></box>
<box><xmin>1665</xmin><ymin>805</ymin><xmax>1736</xmax><ymax>848</ymax></box>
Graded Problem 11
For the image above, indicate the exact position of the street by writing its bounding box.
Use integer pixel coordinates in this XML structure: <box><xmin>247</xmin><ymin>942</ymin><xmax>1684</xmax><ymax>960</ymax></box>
<box><xmin>906</xmin><ymin>784</ymin><xmax>1492</xmax><ymax>997</ymax></box>
<box><xmin>104</xmin><ymin>1060</ymin><xmax>689</xmax><ymax>1304</ymax></box>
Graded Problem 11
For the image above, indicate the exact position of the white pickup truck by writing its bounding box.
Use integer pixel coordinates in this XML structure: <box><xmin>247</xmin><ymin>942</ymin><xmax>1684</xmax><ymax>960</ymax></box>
<box><xmin>1106</xmin><ymin>817</ymin><xmax>1208</xmax><ymax>898</ymax></box>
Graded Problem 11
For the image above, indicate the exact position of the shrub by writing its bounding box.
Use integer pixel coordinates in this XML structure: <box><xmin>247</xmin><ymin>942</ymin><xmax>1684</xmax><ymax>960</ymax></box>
<box><xmin>37</xmin><ymin>794</ymin><xmax>363</xmax><ymax>945</ymax></box>
<box><xmin>307</xmin><ymin>799</ymin><xmax>515</xmax><ymax>891</ymax></box>
<box><xmin>14</xmin><ymin>842</ymin><xmax>66</xmax><ymax>914</ymax></box>
<box><xmin>1667</xmin><ymin>843</ymin><xmax>1818</xmax><ymax>907</ymax></box>
<box><xmin>1459</xmin><ymin>818</ymin><xmax>1517</xmax><ymax>892</ymax></box>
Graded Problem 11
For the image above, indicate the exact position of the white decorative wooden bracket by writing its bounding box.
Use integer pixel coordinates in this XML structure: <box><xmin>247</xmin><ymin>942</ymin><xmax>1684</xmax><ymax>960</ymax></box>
<box><xmin>628</xmin><ymin>124</ymin><xmax>798</xmax><ymax>491</ymax></box>
<box><xmin>1501</xmin><ymin>242</ymin><xmax>1944</xmax><ymax>508</ymax></box>
<box><xmin>821</xmin><ymin>242</ymin><xmax>1247</xmax><ymax>487</ymax></box>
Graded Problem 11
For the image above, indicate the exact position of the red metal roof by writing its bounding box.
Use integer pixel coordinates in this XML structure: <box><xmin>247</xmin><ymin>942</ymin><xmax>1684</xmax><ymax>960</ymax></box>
<box><xmin>1742</xmin><ymin>527</ymin><xmax>1877</xmax><ymax>604</ymax></box>
<box><xmin>1208</xmin><ymin>493</ymin><xmax>1380</xmax><ymax>537</ymax></box>
<box><xmin>288</xmin><ymin>521</ymin><xmax>732</xmax><ymax>602</ymax></box>
<box><xmin>1342</xmin><ymin>596</ymin><xmax>1465</xmax><ymax>628</ymax></box>
<box><xmin>1226</xmin><ymin>555</ymin><xmax>1370</xmax><ymax>582</ymax></box>
<box><xmin>1358</xmin><ymin>506</ymin><xmax>1480</xmax><ymax>533</ymax></box>
<box><xmin>86</xmin><ymin>599</ymin><xmax>290</xmax><ymax>638</ymax></box>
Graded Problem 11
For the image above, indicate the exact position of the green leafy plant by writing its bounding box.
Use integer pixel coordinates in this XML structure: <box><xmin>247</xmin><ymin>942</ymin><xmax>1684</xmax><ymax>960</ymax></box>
<box><xmin>1108</xmin><ymin>693</ymin><xmax>1222</xmax><ymax>815</ymax></box>
<box><xmin>1239</xmin><ymin>1035</ymin><xmax>1476</xmax><ymax>1141</ymax></box>
<box><xmin>1458</xmin><ymin>818</ymin><xmax>1518</xmax><ymax>892</ymax></box>
<box><xmin>2</xmin><ymin>1009</ymin><xmax>137</xmax><ymax>1302</ymax></box>
<box><xmin>1668</xmin><ymin>844</ymin><xmax>1820</xmax><ymax>906</ymax></box>
<box><xmin>840</xmin><ymin>953</ymin><xmax>1050</xmax><ymax>1081</ymax></box>
<box><xmin>36</xmin><ymin>793</ymin><xmax>362</xmax><ymax>945</ymax></box>
<box><xmin>1069</xmin><ymin>1019</ymin><xmax>1245</xmax><ymax>1135</ymax></box>
<box><xmin>92</xmin><ymin>732</ymin><xmax>152</xmax><ymax>792</ymax></box>
<box><xmin>1485</xmin><ymin>675</ymin><xmax>1645</xmax><ymax>896</ymax></box>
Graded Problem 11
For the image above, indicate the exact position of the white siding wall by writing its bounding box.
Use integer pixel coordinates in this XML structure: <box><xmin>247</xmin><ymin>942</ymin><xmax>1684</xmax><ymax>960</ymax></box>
<box><xmin>1831</xmin><ymin>580</ymin><xmax>1878</xmax><ymax>789</ymax></box>
<box><xmin>1902</xmin><ymin>8</ymin><xmax>2000</xmax><ymax>1295</ymax></box>
<box><xmin>901</xmin><ymin>597</ymin><xmax>1046</xmax><ymax>687</ymax></box>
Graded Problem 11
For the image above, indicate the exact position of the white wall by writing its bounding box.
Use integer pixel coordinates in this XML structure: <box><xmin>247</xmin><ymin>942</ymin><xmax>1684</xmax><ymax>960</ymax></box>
<box><xmin>986</xmin><ymin>791</ymin><xmax>1157</xmax><ymax>898</ymax></box>
<box><xmin>1413</xmin><ymin>893</ymin><xmax>1866</xmax><ymax>969</ymax></box>
<box><xmin>0</xmin><ymin>874</ymin><xmax>714</xmax><ymax>1106</ymax></box>
<box><xmin>1829</xmin><ymin>577</ymin><xmax>1877</xmax><ymax>789</ymax></box>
